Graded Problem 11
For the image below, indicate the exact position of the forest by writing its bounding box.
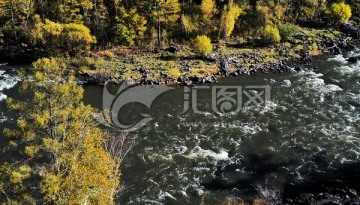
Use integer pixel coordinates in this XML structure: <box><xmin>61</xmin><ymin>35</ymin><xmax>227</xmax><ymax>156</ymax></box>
<box><xmin>0</xmin><ymin>0</ymin><xmax>356</xmax><ymax>60</ymax></box>
<box><xmin>0</xmin><ymin>0</ymin><xmax>359</xmax><ymax>204</ymax></box>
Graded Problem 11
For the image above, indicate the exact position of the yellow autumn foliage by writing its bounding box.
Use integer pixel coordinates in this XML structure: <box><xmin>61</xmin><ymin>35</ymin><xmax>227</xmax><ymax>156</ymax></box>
<box><xmin>329</xmin><ymin>2</ymin><xmax>352</xmax><ymax>22</ymax></box>
<box><xmin>262</xmin><ymin>25</ymin><xmax>281</xmax><ymax>44</ymax></box>
<box><xmin>220</xmin><ymin>2</ymin><xmax>244</xmax><ymax>38</ymax></box>
<box><xmin>1</xmin><ymin>58</ymin><xmax>121</xmax><ymax>205</ymax></box>
<box><xmin>193</xmin><ymin>35</ymin><xmax>213</xmax><ymax>55</ymax></box>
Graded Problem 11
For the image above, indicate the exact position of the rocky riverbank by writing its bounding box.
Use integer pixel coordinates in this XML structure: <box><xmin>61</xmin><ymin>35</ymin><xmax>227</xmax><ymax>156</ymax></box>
<box><xmin>72</xmin><ymin>23</ymin><xmax>360</xmax><ymax>87</ymax></box>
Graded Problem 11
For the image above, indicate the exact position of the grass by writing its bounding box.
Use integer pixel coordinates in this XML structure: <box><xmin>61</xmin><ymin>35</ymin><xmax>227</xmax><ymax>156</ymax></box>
<box><xmin>63</xmin><ymin>27</ymin><xmax>345</xmax><ymax>85</ymax></box>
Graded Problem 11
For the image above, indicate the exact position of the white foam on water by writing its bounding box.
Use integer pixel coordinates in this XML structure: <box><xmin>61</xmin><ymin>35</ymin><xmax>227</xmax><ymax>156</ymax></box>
<box><xmin>147</xmin><ymin>153</ymin><xmax>173</xmax><ymax>162</ymax></box>
<box><xmin>185</xmin><ymin>146</ymin><xmax>229</xmax><ymax>161</ymax></box>
<box><xmin>327</xmin><ymin>84</ymin><xmax>343</xmax><ymax>91</ymax></box>
<box><xmin>0</xmin><ymin>69</ymin><xmax>21</xmax><ymax>102</ymax></box>
<box><xmin>346</xmin><ymin>47</ymin><xmax>360</xmax><ymax>57</ymax></box>
<box><xmin>297</xmin><ymin>71</ymin><xmax>344</xmax><ymax>94</ymax></box>
<box><xmin>0</xmin><ymin>112</ymin><xmax>8</xmax><ymax>123</ymax></box>
<box><xmin>142</xmin><ymin>199</ymin><xmax>162</xmax><ymax>205</ymax></box>
<box><xmin>239</xmin><ymin>124</ymin><xmax>265</xmax><ymax>135</ymax></box>
<box><xmin>0</xmin><ymin>93</ymin><xmax>7</xmax><ymax>101</ymax></box>
<box><xmin>158</xmin><ymin>191</ymin><xmax>177</xmax><ymax>201</ymax></box>
<box><xmin>327</xmin><ymin>54</ymin><xmax>347</xmax><ymax>63</ymax></box>
<box><xmin>335</xmin><ymin>64</ymin><xmax>360</xmax><ymax>76</ymax></box>
<box><xmin>283</xmin><ymin>80</ymin><xmax>292</xmax><ymax>87</ymax></box>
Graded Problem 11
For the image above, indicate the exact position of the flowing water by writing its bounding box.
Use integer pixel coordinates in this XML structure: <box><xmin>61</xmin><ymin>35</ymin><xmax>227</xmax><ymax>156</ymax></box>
<box><xmin>0</xmin><ymin>48</ymin><xmax>360</xmax><ymax>204</ymax></box>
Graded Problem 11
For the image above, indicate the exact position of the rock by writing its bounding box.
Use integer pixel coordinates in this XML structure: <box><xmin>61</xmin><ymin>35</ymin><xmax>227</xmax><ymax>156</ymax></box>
<box><xmin>219</xmin><ymin>58</ymin><xmax>230</xmax><ymax>76</ymax></box>
<box><xmin>5</xmin><ymin>68</ymin><xmax>15</xmax><ymax>73</ymax></box>
<box><xmin>139</xmin><ymin>67</ymin><xmax>151</xmax><ymax>75</ymax></box>
<box><xmin>189</xmin><ymin>76</ymin><xmax>200</xmax><ymax>84</ymax></box>
<box><xmin>347</xmin><ymin>57</ymin><xmax>358</xmax><ymax>63</ymax></box>
<box><xmin>180</xmin><ymin>77</ymin><xmax>192</xmax><ymax>86</ymax></box>
<box><xmin>205</xmin><ymin>53</ymin><xmax>217</xmax><ymax>62</ymax></box>
<box><xmin>340</xmin><ymin>23</ymin><xmax>360</xmax><ymax>39</ymax></box>
<box><xmin>349</xmin><ymin>189</ymin><xmax>357</xmax><ymax>197</ymax></box>
<box><xmin>331</xmin><ymin>46</ymin><xmax>342</xmax><ymax>55</ymax></box>
<box><xmin>204</xmin><ymin>75</ymin><xmax>217</xmax><ymax>83</ymax></box>
<box><xmin>165</xmin><ymin>46</ymin><xmax>178</xmax><ymax>53</ymax></box>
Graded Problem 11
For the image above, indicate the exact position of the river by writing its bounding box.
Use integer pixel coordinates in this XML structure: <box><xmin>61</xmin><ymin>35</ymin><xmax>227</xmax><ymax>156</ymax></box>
<box><xmin>0</xmin><ymin>48</ymin><xmax>360</xmax><ymax>204</ymax></box>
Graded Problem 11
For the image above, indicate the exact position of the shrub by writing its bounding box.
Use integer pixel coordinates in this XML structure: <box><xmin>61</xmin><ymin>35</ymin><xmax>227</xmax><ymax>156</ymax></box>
<box><xmin>262</xmin><ymin>25</ymin><xmax>281</xmax><ymax>44</ymax></box>
<box><xmin>166</xmin><ymin>67</ymin><xmax>181</xmax><ymax>79</ymax></box>
<box><xmin>329</xmin><ymin>2</ymin><xmax>352</xmax><ymax>22</ymax></box>
<box><xmin>98</xmin><ymin>50</ymin><xmax>115</xmax><ymax>58</ymax></box>
<box><xmin>310</xmin><ymin>43</ymin><xmax>318</xmax><ymax>51</ymax></box>
<box><xmin>193</xmin><ymin>35</ymin><xmax>213</xmax><ymax>55</ymax></box>
<box><xmin>278</xmin><ymin>23</ymin><xmax>298</xmax><ymax>41</ymax></box>
<box><xmin>30</xmin><ymin>19</ymin><xmax>96</xmax><ymax>56</ymax></box>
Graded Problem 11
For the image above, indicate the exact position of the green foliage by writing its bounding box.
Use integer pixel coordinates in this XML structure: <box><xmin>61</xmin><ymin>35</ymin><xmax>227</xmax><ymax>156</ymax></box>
<box><xmin>262</xmin><ymin>25</ymin><xmax>281</xmax><ymax>44</ymax></box>
<box><xmin>310</xmin><ymin>43</ymin><xmax>319</xmax><ymax>50</ymax></box>
<box><xmin>0</xmin><ymin>0</ymin><xmax>357</xmax><ymax>59</ymax></box>
<box><xmin>114</xmin><ymin>7</ymin><xmax>147</xmax><ymax>46</ymax></box>
<box><xmin>30</xmin><ymin>18</ymin><xmax>96</xmax><ymax>56</ymax></box>
<box><xmin>299</xmin><ymin>0</ymin><xmax>327</xmax><ymax>20</ymax></box>
<box><xmin>53</xmin><ymin>0</ymin><xmax>93</xmax><ymax>24</ymax></box>
<box><xmin>193</xmin><ymin>35</ymin><xmax>213</xmax><ymax>55</ymax></box>
<box><xmin>278</xmin><ymin>23</ymin><xmax>298</xmax><ymax>42</ymax></box>
<box><xmin>328</xmin><ymin>2</ymin><xmax>352</xmax><ymax>22</ymax></box>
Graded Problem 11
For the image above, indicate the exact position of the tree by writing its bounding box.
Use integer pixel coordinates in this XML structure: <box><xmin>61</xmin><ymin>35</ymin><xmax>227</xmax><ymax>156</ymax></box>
<box><xmin>329</xmin><ymin>2</ymin><xmax>352</xmax><ymax>22</ymax></box>
<box><xmin>181</xmin><ymin>15</ymin><xmax>196</xmax><ymax>37</ymax></box>
<box><xmin>30</xmin><ymin>18</ymin><xmax>96</xmax><ymax>56</ymax></box>
<box><xmin>290</xmin><ymin>0</ymin><xmax>327</xmax><ymax>21</ymax></box>
<box><xmin>0</xmin><ymin>58</ymin><xmax>120</xmax><ymax>204</ymax></box>
<box><xmin>262</xmin><ymin>25</ymin><xmax>281</xmax><ymax>44</ymax></box>
<box><xmin>201</xmin><ymin>0</ymin><xmax>216</xmax><ymax>19</ymax></box>
<box><xmin>219</xmin><ymin>1</ymin><xmax>244</xmax><ymax>39</ymax></box>
<box><xmin>193</xmin><ymin>35</ymin><xmax>213</xmax><ymax>55</ymax></box>
<box><xmin>90</xmin><ymin>0</ymin><xmax>110</xmax><ymax>44</ymax></box>
<box><xmin>113</xmin><ymin>7</ymin><xmax>147</xmax><ymax>46</ymax></box>
<box><xmin>52</xmin><ymin>0</ymin><xmax>93</xmax><ymax>24</ymax></box>
<box><xmin>153</xmin><ymin>0</ymin><xmax>181</xmax><ymax>48</ymax></box>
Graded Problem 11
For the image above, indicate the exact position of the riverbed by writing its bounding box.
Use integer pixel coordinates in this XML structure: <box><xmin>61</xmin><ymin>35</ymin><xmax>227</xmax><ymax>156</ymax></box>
<box><xmin>1</xmin><ymin>48</ymin><xmax>360</xmax><ymax>204</ymax></box>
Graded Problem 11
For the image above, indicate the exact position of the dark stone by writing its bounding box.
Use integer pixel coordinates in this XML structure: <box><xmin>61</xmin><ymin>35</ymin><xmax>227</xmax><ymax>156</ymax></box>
<box><xmin>347</xmin><ymin>57</ymin><xmax>358</xmax><ymax>63</ymax></box>
<box><xmin>332</xmin><ymin>46</ymin><xmax>342</xmax><ymax>55</ymax></box>
<box><xmin>5</xmin><ymin>68</ymin><xmax>15</xmax><ymax>73</ymax></box>
<box><xmin>165</xmin><ymin>46</ymin><xmax>178</xmax><ymax>53</ymax></box>
<box><xmin>189</xmin><ymin>76</ymin><xmax>200</xmax><ymax>84</ymax></box>
<box><xmin>340</xmin><ymin>23</ymin><xmax>360</xmax><ymax>39</ymax></box>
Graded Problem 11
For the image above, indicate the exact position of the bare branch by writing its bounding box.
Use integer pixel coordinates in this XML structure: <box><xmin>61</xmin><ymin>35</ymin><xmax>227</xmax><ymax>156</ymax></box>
<box><xmin>104</xmin><ymin>132</ymin><xmax>136</xmax><ymax>164</ymax></box>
